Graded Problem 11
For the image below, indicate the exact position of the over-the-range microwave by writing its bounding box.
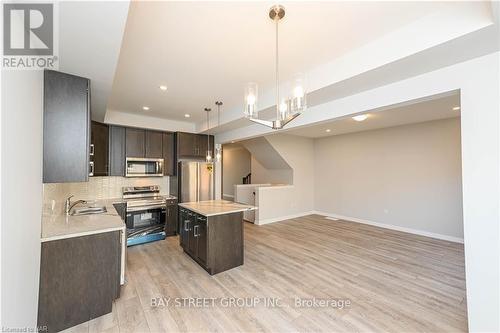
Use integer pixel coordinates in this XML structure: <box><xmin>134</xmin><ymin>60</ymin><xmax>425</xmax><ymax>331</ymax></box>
<box><xmin>125</xmin><ymin>157</ymin><xmax>164</xmax><ymax>177</ymax></box>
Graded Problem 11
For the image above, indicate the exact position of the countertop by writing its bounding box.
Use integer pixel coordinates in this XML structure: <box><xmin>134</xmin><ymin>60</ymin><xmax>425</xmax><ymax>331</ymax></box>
<box><xmin>178</xmin><ymin>200</ymin><xmax>257</xmax><ymax>217</ymax></box>
<box><xmin>41</xmin><ymin>198</ymin><xmax>126</xmax><ymax>242</ymax></box>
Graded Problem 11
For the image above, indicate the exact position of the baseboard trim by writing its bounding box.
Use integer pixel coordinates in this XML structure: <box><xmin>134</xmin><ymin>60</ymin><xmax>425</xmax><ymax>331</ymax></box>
<box><xmin>257</xmin><ymin>211</ymin><xmax>315</xmax><ymax>225</ymax></box>
<box><xmin>222</xmin><ymin>194</ymin><xmax>234</xmax><ymax>199</ymax></box>
<box><xmin>312</xmin><ymin>211</ymin><xmax>464</xmax><ymax>244</ymax></box>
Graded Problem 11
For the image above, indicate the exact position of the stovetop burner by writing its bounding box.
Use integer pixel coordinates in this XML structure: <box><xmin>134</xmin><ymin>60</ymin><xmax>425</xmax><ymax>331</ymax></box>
<box><xmin>122</xmin><ymin>185</ymin><xmax>160</xmax><ymax>199</ymax></box>
<box><xmin>122</xmin><ymin>185</ymin><xmax>166</xmax><ymax>211</ymax></box>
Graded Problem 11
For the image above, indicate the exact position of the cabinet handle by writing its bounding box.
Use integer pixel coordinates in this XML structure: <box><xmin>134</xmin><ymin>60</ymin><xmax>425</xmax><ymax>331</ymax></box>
<box><xmin>194</xmin><ymin>225</ymin><xmax>199</xmax><ymax>237</ymax></box>
<box><xmin>89</xmin><ymin>161</ymin><xmax>94</xmax><ymax>176</ymax></box>
<box><xmin>89</xmin><ymin>144</ymin><xmax>94</xmax><ymax>156</ymax></box>
<box><xmin>184</xmin><ymin>220</ymin><xmax>190</xmax><ymax>231</ymax></box>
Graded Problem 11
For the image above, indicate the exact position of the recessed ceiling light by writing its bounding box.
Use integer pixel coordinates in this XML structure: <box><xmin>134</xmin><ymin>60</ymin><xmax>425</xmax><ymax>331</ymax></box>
<box><xmin>452</xmin><ymin>106</ymin><xmax>461</xmax><ymax>111</ymax></box>
<box><xmin>142</xmin><ymin>106</ymin><xmax>150</xmax><ymax>111</ymax></box>
<box><xmin>352</xmin><ymin>114</ymin><xmax>368</xmax><ymax>122</ymax></box>
<box><xmin>325</xmin><ymin>129</ymin><xmax>331</xmax><ymax>133</ymax></box>
<box><xmin>184</xmin><ymin>114</ymin><xmax>191</xmax><ymax>118</ymax></box>
<box><xmin>159</xmin><ymin>85</ymin><xmax>167</xmax><ymax>91</ymax></box>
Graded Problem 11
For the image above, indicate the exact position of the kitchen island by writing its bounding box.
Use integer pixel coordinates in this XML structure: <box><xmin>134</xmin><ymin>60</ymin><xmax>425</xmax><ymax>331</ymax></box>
<box><xmin>178</xmin><ymin>200</ymin><xmax>256</xmax><ymax>274</ymax></box>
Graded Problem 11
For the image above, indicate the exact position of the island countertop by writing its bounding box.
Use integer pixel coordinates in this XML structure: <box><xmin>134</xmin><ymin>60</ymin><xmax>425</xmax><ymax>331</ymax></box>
<box><xmin>41</xmin><ymin>199</ymin><xmax>126</xmax><ymax>242</ymax></box>
<box><xmin>178</xmin><ymin>200</ymin><xmax>257</xmax><ymax>217</ymax></box>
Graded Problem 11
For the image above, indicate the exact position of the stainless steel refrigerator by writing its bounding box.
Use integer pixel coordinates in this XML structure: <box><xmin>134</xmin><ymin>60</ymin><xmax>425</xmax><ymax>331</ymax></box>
<box><xmin>178</xmin><ymin>161</ymin><xmax>215</xmax><ymax>203</ymax></box>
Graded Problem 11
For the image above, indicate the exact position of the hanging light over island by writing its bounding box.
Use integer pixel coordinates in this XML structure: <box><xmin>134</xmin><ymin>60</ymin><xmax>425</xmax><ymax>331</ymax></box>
<box><xmin>244</xmin><ymin>5</ymin><xmax>307</xmax><ymax>130</ymax></box>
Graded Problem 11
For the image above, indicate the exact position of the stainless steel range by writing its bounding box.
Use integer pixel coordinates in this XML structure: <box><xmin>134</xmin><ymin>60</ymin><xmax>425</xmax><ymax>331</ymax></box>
<box><xmin>123</xmin><ymin>185</ymin><xmax>167</xmax><ymax>246</ymax></box>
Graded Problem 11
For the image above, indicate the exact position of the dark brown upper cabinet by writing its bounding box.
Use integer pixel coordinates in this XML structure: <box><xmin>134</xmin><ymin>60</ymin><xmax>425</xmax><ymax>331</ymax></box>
<box><xmin>126</xmin><ymin>128</ymin><xmax>165</xmax><ymax>159</ymax></box>
<box><xmin>197</xmin><ymin>134</ymin><xmax>215</xmax><ymax>159</ymax></box>
<box><xmin>90</xmin><ymin>121</ymin><xmax>109</xmax><ymax>177</ymax></box>
<box><xmin>108</xmin><ymin>125</ymin><xmax>126</xmax><ymax>176</ymax></box>
<box><xmin>176</xmin><ymin>132</ymin><xmax>214</xmax><ymax>159</ymax></box>
<box><xmin>125</xmin><ymin>128</ymin><xmax>145</xmax><ymax>158</ymax></box>
<box><xmin>177</xmin><ymin>132</ymin><xmax>197</xmax><ymax>157</ymax></box>
<box><xmin>145</xmin><ymin>130</ymin><xmax>163</xmax><ymax>158</ymax></box>
<box><xmin>43</xmin><ymin>70</ymin><xmax>90</xmax><ymax>183</ymax></box>
<box><xmin>162</xmin><ymin>132</ymin><xmax>175</xmax><ymax>175</ymax></box>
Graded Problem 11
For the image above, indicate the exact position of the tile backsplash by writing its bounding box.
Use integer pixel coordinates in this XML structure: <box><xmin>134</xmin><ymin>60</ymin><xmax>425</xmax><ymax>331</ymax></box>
<box><xmin>43</xmin><ymin>176</ymin><xmax>170</xmax><ymax>203</ymax></box>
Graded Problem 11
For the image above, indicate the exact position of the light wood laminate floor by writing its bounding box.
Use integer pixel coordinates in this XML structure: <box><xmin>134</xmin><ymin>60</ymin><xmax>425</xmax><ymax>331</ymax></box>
<box><xmin>64</xmin><ymin>215</ymin><xmax>467</xmax><ymax>333</ymax></box>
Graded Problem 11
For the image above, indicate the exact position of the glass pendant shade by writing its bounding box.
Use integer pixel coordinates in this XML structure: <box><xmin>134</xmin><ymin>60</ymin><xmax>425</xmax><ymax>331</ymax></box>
<box><xmin>215</xmin><ymin>146</ymin><xmax>222</xmax><ymax>162</ymax></box>
<box><xmin>290</xmin><ymin>73</ymin><xmax>306</xmax><ymax>113</ymax></box>
<box><xmin>244</xmin><ymin>83</ymin><xmax>258</xmax><ymax>118</ymax></box>
<box><xmin>279</xmin><ymin>98</ymin><xmax>289</xmax><ymax>121</ymax></box>
<box><xmin>205</xmin><ymin>107</ymin><xmax>212</xmax><ymax>163</ymax></box>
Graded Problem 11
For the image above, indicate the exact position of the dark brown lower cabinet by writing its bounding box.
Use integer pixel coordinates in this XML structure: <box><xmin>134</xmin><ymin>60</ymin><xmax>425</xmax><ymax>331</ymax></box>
<box><xmin>38</xmin><ymin>231</ymin><xmax>122</xmax><ymax>333</ymax></box>
<box><xmin>164</xmin><ymin>202</ymin><xmax>178</xmax><ymax>236</ymax></box>
<box><xmin>196</xmin><ymin>215</ymin><xmax>208</xmax><ymax>267</ymax></box>
<box><xmin>179</xmin><ymin>208</ymin><xmax>243</xmax><ymax>275</ymax></box>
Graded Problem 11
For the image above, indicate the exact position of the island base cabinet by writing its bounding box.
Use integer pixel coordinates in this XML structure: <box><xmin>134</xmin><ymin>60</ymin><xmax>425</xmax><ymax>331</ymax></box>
<box><xmin>38</xmin><ymin>231</ymin><xmax>121</xmax><ymax>333</ymax></box>
<box><xmin>179</xmin><ymin>208</ymin><xmax>243</xmax><ymax>275</ymax></box>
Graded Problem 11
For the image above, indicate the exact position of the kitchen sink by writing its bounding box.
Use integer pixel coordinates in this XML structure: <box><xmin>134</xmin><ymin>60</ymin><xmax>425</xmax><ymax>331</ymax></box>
<box><xmin>70</xmin><ymin>206</ymin><xmax>107</xmax><ymax>216</ymax></box>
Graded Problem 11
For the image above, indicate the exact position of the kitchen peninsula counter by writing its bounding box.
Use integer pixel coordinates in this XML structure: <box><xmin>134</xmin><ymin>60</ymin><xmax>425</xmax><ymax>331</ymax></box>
<box><xmin>41</xmin><ymin>199</ymin><xmax>126</xmax><ymax>243</ymax></box>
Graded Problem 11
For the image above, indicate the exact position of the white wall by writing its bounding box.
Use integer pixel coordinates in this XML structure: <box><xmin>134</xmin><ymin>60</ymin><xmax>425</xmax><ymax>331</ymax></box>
<box><xmin>250</xmin><ymin>156</ymin><xmax>292</xmax><ymax>185</ymax></box>
<box><xmin>314</xmin><ymin>117</ymin><xmax>463</xmax><ymax>241</ymax></box>
<box><xmin>254</xmin><ymin>134</ymin><xmax>315</xmax><ymax>223</ymax></box>
<box><xmin>222</xmin><ymin>146</ymin><xmax>251</xmax><ymax>198</ymax></box>
<box><xmin>1</xmin><ymin>70</ymin><xmax>44</xmax><ymax>329</ymax></box>
<box><xmin>459</xmin><ymin>54</ymin><xmax>499</xmax><ymax>332</ymax></box>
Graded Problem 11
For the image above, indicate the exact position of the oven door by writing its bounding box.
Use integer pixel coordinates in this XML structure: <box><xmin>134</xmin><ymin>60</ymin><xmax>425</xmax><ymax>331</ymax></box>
<box><xmin>126</xmin><ymin>158</ymin><xmax>164</xmax><ymax>177</ymax></box>
<box><xmin>126</xmin><ymin>207</ymin><xmax>166</xmax><ymax>230</ymax></box>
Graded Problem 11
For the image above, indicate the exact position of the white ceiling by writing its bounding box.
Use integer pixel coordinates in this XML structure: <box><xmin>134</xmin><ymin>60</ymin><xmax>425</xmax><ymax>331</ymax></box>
<box><xmin>108</xmin><ymin>1</ymin><xmax>460</xmax><ymax>123</ymax></box>
<box><xmin>285</xmin><ymin>93</ymin><xmax>461</xmax><ymax>139</ymax></box>
<box><xmin>59</xmin><ymin>1</ymin><xmax>130</xmax><ymax>122</ymax></box>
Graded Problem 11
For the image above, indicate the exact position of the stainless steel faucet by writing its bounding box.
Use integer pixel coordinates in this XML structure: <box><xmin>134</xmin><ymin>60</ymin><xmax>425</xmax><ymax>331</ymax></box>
<box><xmin>65</xmin><ymin>195</ymin><xmax>87</xmax><ymax>215</ymax></box>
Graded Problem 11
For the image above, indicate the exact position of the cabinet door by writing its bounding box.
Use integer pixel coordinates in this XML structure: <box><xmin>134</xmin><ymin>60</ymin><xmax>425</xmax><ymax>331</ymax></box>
<box><xmin>179</xmin><ymin>209</ymin><xmax>190</xmax><ymax>249</ymax></box>
<box><xmin>177</xmin><ymin>132</ymin><xmax>196</xmax><ymax>157</ymax></box>
<box><xmin>162</xmin><ymin>132</ymin><xmax>175</xmax><ymax>175</ymax></box>
<box><xmin>196</xmin><ymin>216</ymin><xmax>208</xmax><ymax>267</ymax></box>
<box><xmin>90</xmin><ymin>121</ymin><xmax>109</xmax><ymax>176</ymax></box>
<box><xmin>145</xmin><ymin>130</ymin><xmax>163</xmax><ymax>158</ymax></box>
<box><xmin>187</xmin><ymin>212</ymin><xmax>198</xmax><ymax>256</ymax></box>
<box><xmin>165</xmin><ymin>204</ymin><xmax>178</xmax><ymax>236</ymax></box>
<box><xmin>38</xmin><ymin>231</ymin><xmax>121</xmax><ymax>332</ymax></box>
<box><xmin>195</xmin><ymin>134</ymin><xmax>208</xmax><ymax>158</ymax></box>
<box><xmin>108</xmin><ymin>126</ymin><xmax>126</xmax><ymax>176</ymax></box>
<box><xmin>43</xmin><ymin>70</ymin><xmax>90</xmax><ymax>183</ymax></box>
<box><xmin>194</xmin><ymin>134</ymin><xmax>214</xmax><ymax>159</ymax></box>
<box><xmin>87</xmin><ymin>232</ymin><xmax>121</xmax><ymax>318</ymax></box>
<box><xmin>209</xmin><ymin>135</ymin><xmax>215</xmax><ymax>159</ymax></box>
<box><xmin>125</xmin><ymin>128</ymin><xmax>145</xmax><ymax>158</ymax></box>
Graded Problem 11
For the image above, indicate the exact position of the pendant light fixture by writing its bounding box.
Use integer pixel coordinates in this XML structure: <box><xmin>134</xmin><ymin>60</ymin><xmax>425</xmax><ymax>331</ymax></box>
<box><xmin>215</xmin><ymin>101</ymin><xmax>223</xmax><ymax>162</ymax></box>
<box><xmin>204</xmin><ymin>107</ymin><xmax>212</xmax><ymax>162</ymax></box>
<box><xmin>244</xmin><ymin>5</ymin><xmax>306</xmax><ymax>130</ymax></box>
